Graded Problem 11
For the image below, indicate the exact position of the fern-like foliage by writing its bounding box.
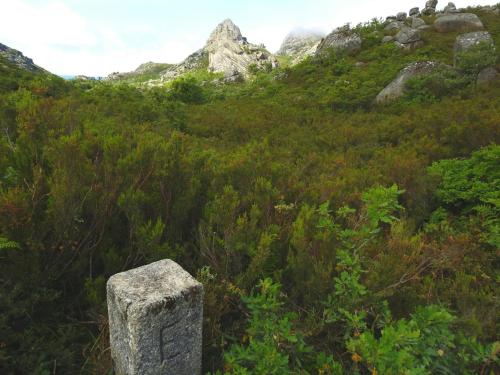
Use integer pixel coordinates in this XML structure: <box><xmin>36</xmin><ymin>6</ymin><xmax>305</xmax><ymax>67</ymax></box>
<box><xmin>0</xmin><ymin>237</ymin><xmax>19</xmax><ymax>250</ymax></box>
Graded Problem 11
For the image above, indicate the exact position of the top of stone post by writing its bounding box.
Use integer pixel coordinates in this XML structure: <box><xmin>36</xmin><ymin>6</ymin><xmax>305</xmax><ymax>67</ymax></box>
<box><xmin>107</xmin><ymin>259</ymin><xmax>204</xmax><ymax>375</ymax></box>
<box><xmin>107</xmin><ymin>259</ymin><xmax>202</xmax><ymax>319</ymax></box>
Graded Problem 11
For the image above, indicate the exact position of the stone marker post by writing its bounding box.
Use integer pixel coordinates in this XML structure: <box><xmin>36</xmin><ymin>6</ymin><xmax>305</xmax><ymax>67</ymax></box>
<box><xmin>107</xmin><ymin>259</ymin><xmax>203</xmax><ymax>375</ymax></box>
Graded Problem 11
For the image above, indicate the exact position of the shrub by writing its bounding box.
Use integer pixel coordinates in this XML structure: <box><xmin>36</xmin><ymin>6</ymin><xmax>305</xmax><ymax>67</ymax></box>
<box><xmin>455</xmin><ymin>41</ymin><xmax>497</xmax><ymax>76</ymax></box>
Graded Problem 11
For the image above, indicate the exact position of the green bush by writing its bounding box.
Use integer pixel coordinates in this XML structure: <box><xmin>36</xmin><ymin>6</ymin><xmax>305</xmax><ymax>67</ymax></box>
<box><xmin>168</xmin><ymin>76</ymin><xmax>205</xmax><ymax>104</ymax></box>
<box><xmin>456</xmin><ymin>41</ymin><xmax>497</xmax><ymax>76</ymax></box>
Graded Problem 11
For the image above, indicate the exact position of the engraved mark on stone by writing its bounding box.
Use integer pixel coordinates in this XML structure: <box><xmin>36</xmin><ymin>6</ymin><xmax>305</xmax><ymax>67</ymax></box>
<box><xmin>160</xmin><ymin>318</ymin><xmax>182</xmax><ymax>364</ymax></box>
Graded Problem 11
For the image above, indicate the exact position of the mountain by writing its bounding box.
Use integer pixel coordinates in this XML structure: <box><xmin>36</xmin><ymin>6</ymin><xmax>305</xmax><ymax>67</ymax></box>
<box><xmin>106</xmin><ymin>19</ymin><xmax>277</xmax><ymax>85</ymax></box>
<box><xmin>159</xmin><ymin>49</ymin><xmax>209</xmax><ymax>82</ymax></box>
<box><xmin>277</xmin><ymin>29</ymin><xmax>324</xmax><ymax>64</ymax></box>
<box><xmin>107</xmin><ymin>62</ymin><xmax>174</xmax><ymax>83</ymax></box>
<box><xmin>203</xmin><ymin>19</ymin><xmax>277</xmax><ymax>80</ymax></box>
<box><xmin>0</xmin><ymin>42</ymin><xmax>47</xmax><ymax>73</ymax></box>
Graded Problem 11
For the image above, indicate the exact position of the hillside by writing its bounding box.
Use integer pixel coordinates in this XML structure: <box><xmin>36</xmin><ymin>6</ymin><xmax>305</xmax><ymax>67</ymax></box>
<box><xmin>0</xmin><ymin>42</ymin><xmax>47</xmax><ymax>74</ymax></box>
<box><xmin>0</xmin><ymin>2</ymin><xmax>499</xmax><ymax>374</ymax></box>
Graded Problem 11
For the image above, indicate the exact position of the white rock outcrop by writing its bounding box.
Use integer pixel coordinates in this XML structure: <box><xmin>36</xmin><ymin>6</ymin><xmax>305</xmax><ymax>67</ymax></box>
<box><xmin>434</xmin><ymin>13</ymin><xmax>484</xmax><ymax>33</ymax></box>
<box><xmin>316</xmin><ymin>26</ymin><xmax>362</xmax><ymax>56</ymax></box>
<box><xmin>205</xmin><ymin>19</ymin><xmax>277</xmax><ymax>79</ymax></box>
<box><xmin>375</xmin><ymin>61</ymin><xmax>447</xmax><ymax>103</ymax></box>
<box><xmin>108</xmin><ymin>19</ymin><xmax>277</xmax><ymax>84</ymax></box>
<box><xmin>422</xmin><ymin>0</ymin><xmax>438</xmax><ymax>15</ymax></box>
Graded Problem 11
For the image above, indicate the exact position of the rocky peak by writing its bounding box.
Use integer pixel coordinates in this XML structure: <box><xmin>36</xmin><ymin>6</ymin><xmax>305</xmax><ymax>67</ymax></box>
<box><xmin>204</xmin><ymin>19</ymin><xmax>276</xmax><ymax>79</ymax></box>
<box><xmin>207</xmin><ymin>19</ymin><xmax>244</xmax><ymax>47</ymax></box>
<box><xmin>109</xmin><ymin>19</ymin><xmax>277</xmax><ymax>85</ymax></box>
<box><xmin>0</xmin><ymin>42</ymin><xmax>46</xmax><ymax>73</ymax></box>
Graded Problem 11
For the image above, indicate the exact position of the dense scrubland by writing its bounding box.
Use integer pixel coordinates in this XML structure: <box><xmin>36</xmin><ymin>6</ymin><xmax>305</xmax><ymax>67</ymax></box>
<box><xmin>0</xmin><ymin>7</ymin><xmax>499</xmax><ymax>374</ymax></box>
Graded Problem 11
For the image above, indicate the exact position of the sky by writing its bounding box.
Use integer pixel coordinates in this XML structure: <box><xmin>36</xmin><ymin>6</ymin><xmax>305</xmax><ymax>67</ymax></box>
<box><xmin>0</xmin><ymin>0</ymin><xmax>497</xmax><ymax>77</ymax></box>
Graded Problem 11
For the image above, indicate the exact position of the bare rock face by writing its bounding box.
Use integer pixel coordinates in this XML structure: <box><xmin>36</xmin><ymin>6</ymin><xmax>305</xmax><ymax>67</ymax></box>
<box><xmin>409</xmin><ymin>7</ymin><xmax>421</xmax><ymax>17</ymax></box>
<box><xmin>397</xmin><ymin>12</ymin><xmax>408</xmax><ymax>21</ymax></box>
<box><xmin>0</xmin><ymin>42</ymin><xmax>45</xmax><ymax>73</ymax></box>
<box><xmin>434</xmin><ymin>13</ymin><xmax>484</xmax><ymax>33</ymax></box>
<box><xmin>109</xmin><ymin>19</ymin><xmax>276</xmax><ymax>84</ymax></box>
<box><xmin>107</xmin><ymin>259</ymin><xmax>203</xmax><ymax>375</ymax></box>
<box><xmin>277</xmin><ymin>29</ymin><xmax>324</xmax><ymax>64</ymax></box>
<box><xmin>161</xmin><ymin>49</ymin><xmax>208</xmax><ymax>81</ymax></box>
<box><xmin>375</xmin><ymin>61</ymin><xmax>445</xmax><ymax>103</ymax></box>
<box><xmin>454</xmin><ymin>31</ymin><xmax>495</xmax><ymax>66</ymax></box>
<box><xmin>422</xmin><ymin>0</ymin><xmax>438</xmax><ymax>15</ymax></box>
<box><xmin>443</xmin><ymin>2</ymin><xmax>459</xmax><ymax>13</ymax></box>
<box><xmin>205</xmin><ymin>19</ymin><xmax>276</xmax><ymax>79</ymax></box>
<box><xmin>385</xmin><ymin>21</ymin><xmax>404</xmax><ymax>31</ymax></box>
<box><xmin>412</xmin><ymin>17</ymin><xmax>427</xmax><ymax>29</ymax></box>
<box><xmin>316</xmin><ymin>26</ymin><xmax>362</xmax><ymax>56</ymax></box>
<box><xmin>105</xmin><ymin>62</ymin><xmax>173</xmax><ymax>82</ymax></box>
<box><xmin>395</xmin><ymin>27</ymin><xmax>423</xmax><ymax>48</ymax></box>
<box><xmin>477</xmin><ymin>67</ymin><xmax>498</xmax><ymax>85</ymax></box>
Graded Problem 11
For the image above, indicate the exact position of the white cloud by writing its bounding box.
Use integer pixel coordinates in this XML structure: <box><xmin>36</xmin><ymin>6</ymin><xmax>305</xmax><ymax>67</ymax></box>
<box><xmin>0</xmin><ymin>1</ymin><xmax>95</xmax><ymax>47</ymax></box>
<box><xmin>0</xmin><ymin>0</ymin><xmax>208</xmax><ymax>75</ymax></box>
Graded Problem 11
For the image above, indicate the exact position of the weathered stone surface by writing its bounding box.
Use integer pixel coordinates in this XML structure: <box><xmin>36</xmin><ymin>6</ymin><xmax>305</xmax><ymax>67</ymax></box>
<box><xmin>454</xmin><ymin>31</ymin><xmax>495</xmax><ymax>66</ymax></box>
<box><xmin>426</xmin><ymin>0</ymin><xmax>438</xmax><ymax>8</ymax></box>
<box><xmin>412</xmin><ymin>17</ymin><xmax>427</xmax><ymax>29</ymax></box>
<box><xmin>107</xmin><ymin>259</ymin><xmax>203</xmax><ymax>375</ymax></box>
<box><xmin>206</xmin><ymin>19</ymin><xmax>276</xmax><ymax>78</ymax></box>
<box><xmin>409</xmin><ymin>7</ymin><xmax>421</xmax><ymax>17</ymax></box>
<box><xmin>375</xmin><ymin>61</ymin><xmax>444</xmax><ymax>103</ymax></box>
<box><xmin>397</xmin><ymin>12</ymin><xmax>408</xmax><ymax>21</ymax></box>
<box><xmin>395</xmin><ymin>40</ymin><xmax>424</xmax><ymax>50</ymax></box>
<box><xmin>396</xmin><ymin>27</ymin><xmax>422</xmax><ymax>45</ymax></box>
<box><xmin>422</xmin><ymin>0</ymin><xmax>438</xmax><ymax>15</ymax></box>
<box><xmin>382</xmin><ymin>36</ymin><xmax>395</xmax><ymax>43</ymax></box>
<box><xmin>277</xmin><ymin>29</ymin><xmax>324</xmax><ymax>65</ymax></box>
<box><xmin>161</xmin><ymin>49</ymin><xmax>208</xmax><ymax>81</ymax></box>
<box><xmin>434</xmin><ymin>13</ymin><xmax>484</xmax><ymax>33</ymax></box>
<box><xmin>443</xmin><ymin>2</ymin><xmax>459</xmax><ymax>13</ymax></box>
<box><xmin>316</xmin><ymin>26</ymin><xmax>362</xmax><ymax>55</ymax></box>
<box><xmin>385</xmin><ymin>21</ymin><xmax>404</xmax><ymax>31</ymax></box>
<box><xmin>476</xmin><ymin>67</ymin><xmax>498</xmax><ymax>85</ymax></box>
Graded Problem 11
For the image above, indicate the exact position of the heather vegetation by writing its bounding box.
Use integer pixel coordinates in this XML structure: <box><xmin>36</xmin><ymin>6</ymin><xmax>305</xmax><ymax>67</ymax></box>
<box><xmin>0</xmin><ymin>7</ymin><xmax>499</xmax><ymax>375</ymax></box>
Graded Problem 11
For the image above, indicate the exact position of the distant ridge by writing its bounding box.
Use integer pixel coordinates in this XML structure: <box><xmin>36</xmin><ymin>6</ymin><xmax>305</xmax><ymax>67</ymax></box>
<box><xmin>0</xmin><ymin>42</ymin><xmax>47</xmax><ymax>73</ymax></box>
